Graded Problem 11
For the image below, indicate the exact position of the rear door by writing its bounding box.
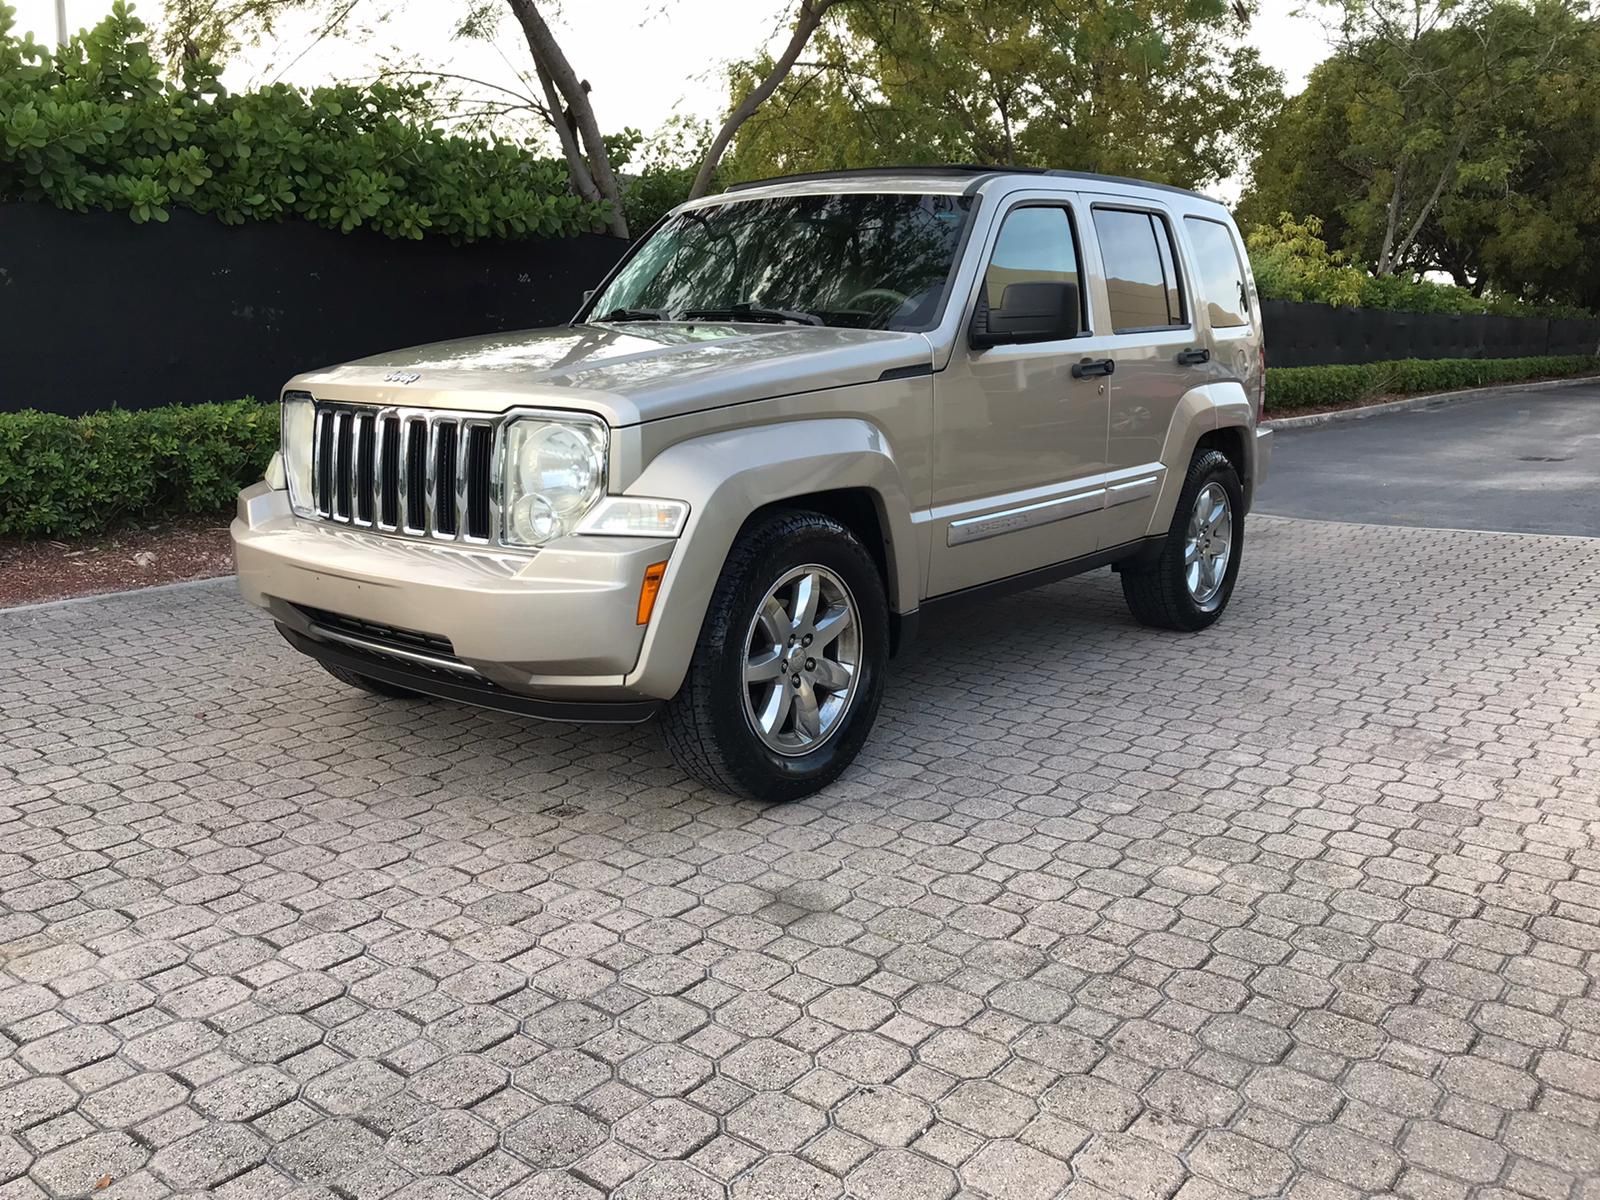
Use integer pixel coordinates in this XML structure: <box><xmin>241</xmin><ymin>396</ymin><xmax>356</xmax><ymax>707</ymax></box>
<box><xmin>926</xmin><ymin>192</ymin><xmax>1110</xmax><ymax>596</ymax></box>
<box><xmin>1087</xmin><ymin>202</ymin><xmax>1200</xmax><ymax>548</ymax></box>
<box><xmin>1182</xmin><ymin>214</ymin><xmax>1262</xmax><ymax>418</ymax></box>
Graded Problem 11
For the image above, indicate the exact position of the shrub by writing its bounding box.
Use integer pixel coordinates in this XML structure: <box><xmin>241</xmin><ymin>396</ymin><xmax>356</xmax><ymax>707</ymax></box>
<box><xmin>0</xmin><ymin>2</ymin><xmax>611</xmax><ymax>240</ymax></box>
<box><xmin>0</xmin><ymin>398</ymin><xmax>278</xmax><ymax>538</ymax></box>
<box><xmin>1267</xmin><ymin>355</ymin><xmax>1600</xmax><ymax>412</ymax></box>
<box><xmin>1247</xmin><ymin>214</ymin><xmax>1590</xmax><ymax>319</ymax></box>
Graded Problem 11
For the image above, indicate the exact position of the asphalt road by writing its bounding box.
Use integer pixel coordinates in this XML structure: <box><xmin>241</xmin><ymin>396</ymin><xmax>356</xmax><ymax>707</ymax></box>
<box><xmin>1257</xmin><ymin>381</ymin><xmax>1600</xmax><ymax>536</ymax></box>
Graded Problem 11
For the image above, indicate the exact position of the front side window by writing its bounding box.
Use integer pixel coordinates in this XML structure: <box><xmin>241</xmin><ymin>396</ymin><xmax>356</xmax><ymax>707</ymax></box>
<box><xmin>585</xmin><ymin>192</ymin><xmax>974</xmax><ymax>331</ymax></box>
<box><xmin>983</xmin><ymin>205</ymin><xmax>1086</xmax><ymax>329</ymax></box>
<box><xmin>1185</xmin><ymin>216</ymin><xmax>1250</xmax><ymax>328</ymax></box>
<box><xmin>1092</xmin><ymin>208</ymin><xmax>1186</xmax><ymax>333</ymax></box>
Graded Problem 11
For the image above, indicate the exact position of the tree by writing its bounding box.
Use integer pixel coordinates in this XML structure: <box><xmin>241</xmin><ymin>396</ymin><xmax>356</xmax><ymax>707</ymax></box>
<box><xmin>158</xmin><ymin>0</ymin><xmax>868</xmax><ymax>235</ymax></box>
<box><xmin>1241</xmin><ymin>0</ymin><xmax>1597</xmax><ymax>298</ymax></box>
<box><xmin>718</xmin><ymin>0</ymin><xmax>1284</xmax><ymax>192</ymax></box>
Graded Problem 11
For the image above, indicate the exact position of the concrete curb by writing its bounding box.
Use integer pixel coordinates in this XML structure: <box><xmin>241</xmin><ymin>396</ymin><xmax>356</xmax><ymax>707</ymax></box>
<box><xmin>1264</xmin><ymin>373</ymin><xmax>1600</xmax><ymax>431</ymax></box>
<box><xmin>0</xmin><ymin>574</ymin><xmax>232</xmax><ymax>616</ymax></box>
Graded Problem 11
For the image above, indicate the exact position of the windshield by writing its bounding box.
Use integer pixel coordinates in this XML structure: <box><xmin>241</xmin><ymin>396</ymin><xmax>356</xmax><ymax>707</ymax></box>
<box><xmin>584</xmin><ymin>192</ymin><xmax>974</xmax><ymax>331</ymax></box>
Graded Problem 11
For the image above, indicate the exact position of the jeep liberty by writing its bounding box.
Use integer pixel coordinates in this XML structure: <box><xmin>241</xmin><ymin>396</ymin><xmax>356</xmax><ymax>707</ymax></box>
<box><xmin>233</xmin><ymin>166</ymin><xmax>1271</xmax><ymax>800</ymax></box>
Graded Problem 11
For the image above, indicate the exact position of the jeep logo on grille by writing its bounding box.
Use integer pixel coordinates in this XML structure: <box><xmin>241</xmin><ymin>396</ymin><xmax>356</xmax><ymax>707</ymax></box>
<box><xmin>384</xmin><ymin>371</ymin><xmax>421</xmax><ymax>385</ymax></box>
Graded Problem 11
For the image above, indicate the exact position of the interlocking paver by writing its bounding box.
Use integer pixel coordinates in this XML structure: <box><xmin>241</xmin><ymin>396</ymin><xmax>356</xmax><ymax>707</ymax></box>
<box><xmin>3</xmin><ymin>517</ymin><xmax>1599</xmax><ymax>1199</ymax></box>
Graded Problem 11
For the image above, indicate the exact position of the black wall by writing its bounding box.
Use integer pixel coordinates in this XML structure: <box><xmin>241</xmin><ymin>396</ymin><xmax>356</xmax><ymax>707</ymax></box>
<box><xmin>1</xmin><ymin>204</ymin><xmax>629</xmax><ymax>416</ymax></box>
<box><xmin>1263</xmin><ymin>299</ymin><xmax>1600</xmax><ymax>368</ymax></box>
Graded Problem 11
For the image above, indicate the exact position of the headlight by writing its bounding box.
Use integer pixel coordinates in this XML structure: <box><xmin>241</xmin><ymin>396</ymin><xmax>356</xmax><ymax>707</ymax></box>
<box><xmin>281</xmin><ymin>392</ymin><xmax>316</xmax><ymax>513</ymax></box>
<box><xmin>502</xmin><ymin>415</ymin><xmax>608</xmax><ymax>546</ymax></box>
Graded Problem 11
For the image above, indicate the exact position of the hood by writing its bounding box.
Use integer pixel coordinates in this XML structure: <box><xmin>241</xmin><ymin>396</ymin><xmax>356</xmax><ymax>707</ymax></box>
<box><xmin>287</xmin><ymin>322</ymin><xmax>933</xmax><ymax>426</ymax></box>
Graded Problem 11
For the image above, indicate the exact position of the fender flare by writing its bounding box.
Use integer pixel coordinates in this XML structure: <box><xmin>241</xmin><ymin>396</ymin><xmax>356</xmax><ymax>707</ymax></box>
<box><xmin>622</xmin><ymin>418</ymin><xmax>917</xmax><ymax>700</ymax></box>
<box><xmin>1146</xmin><ymin>381</ymin><xmax>1256</xmax><ymax>534</ymax></box>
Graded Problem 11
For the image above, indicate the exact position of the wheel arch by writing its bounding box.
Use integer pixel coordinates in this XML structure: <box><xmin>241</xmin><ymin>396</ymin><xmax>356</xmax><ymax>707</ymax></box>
<box><xmin>621</xmin><ymin>418</ymin><xmax>919</xmax><ymax>700</ymax></box>
<box><xmin>1147</xmin><ymin>382</ymin><xmax>1257</xmax><ymax>532</ymax></box>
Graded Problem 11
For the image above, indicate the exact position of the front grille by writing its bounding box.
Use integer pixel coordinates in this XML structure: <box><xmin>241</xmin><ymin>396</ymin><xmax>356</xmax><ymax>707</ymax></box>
<box><xmin>311</xmin><ymin>403</ymin><xmax>497</xmax><ymax>542</ymax></box>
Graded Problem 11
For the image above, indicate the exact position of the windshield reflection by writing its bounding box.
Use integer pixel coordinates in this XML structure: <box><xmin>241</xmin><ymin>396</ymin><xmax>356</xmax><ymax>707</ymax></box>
<box><xmin>586</xmin><ymin>192</ymin><xmax>974</xmax><ymax>332</ymax></box>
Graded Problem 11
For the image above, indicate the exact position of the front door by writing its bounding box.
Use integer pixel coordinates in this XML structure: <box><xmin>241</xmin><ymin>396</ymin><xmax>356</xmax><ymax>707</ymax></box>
<box><xmin>927</xmin><ymin>195</ymin><xmax>1111</xmax><ymax>596</ymax></box>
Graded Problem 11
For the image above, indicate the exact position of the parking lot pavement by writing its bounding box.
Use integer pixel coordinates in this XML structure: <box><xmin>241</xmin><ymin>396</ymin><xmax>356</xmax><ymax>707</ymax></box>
<box><xmin>1258</xmin><ymin>382</ymin><xmax>1600</xmax><ymax>536</ymax></box>
<box><xmin>3</xmin><ymin>514</ymin><xmax>1599</xmax><ymax>1200</ymax></box>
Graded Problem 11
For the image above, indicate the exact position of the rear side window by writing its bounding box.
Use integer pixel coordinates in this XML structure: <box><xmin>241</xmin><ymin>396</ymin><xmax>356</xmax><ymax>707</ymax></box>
<box><xmin>1091</xmin><ymin>208</ymin><xmax>1185</xmax><ymax>333</ymax></box>
<box><xmin>1185</xmin><ymin>217</ymin><xmax>1250</xmax><ymax>328</ymax></box>
<box><xmin>985</xmin><ymin>206</ymin><xmax>1084</xmax><ymax>326</ymax></box>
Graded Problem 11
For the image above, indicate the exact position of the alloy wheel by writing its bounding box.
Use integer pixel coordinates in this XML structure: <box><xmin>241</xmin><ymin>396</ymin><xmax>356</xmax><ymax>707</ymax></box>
<box><xmin>741</xmin><ymin>564</ymin><xmax>861</xmax><ymax>756</ymax></box>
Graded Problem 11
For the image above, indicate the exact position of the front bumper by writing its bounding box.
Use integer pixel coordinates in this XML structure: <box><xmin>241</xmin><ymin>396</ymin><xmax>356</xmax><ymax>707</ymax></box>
<box><xmin>232</xmin><ymin>482</ymin><xmax>678</xmax><ymax>706</ymax></box>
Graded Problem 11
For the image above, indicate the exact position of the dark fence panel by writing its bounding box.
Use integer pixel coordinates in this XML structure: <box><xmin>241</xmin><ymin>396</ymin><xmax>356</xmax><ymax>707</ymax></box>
<box><xmin>1261</xmin><ymin>300</ymin><xmax>1600</xmax><ymax>368</ymax></box>
<box><xmin>0</xmin><ymin>204</ymin><xmax>628</xmax><ymax>416</ymax></box>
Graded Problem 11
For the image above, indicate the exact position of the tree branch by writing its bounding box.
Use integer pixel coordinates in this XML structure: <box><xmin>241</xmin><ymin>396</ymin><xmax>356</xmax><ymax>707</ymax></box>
<box><xmin>688</xmin><ymin>0</ymin><xmax>843</xmax><ymax>200</ymax></box>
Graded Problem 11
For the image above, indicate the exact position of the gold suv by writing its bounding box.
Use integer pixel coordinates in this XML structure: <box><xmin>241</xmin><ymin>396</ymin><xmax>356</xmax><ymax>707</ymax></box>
<box><xmin>233</xmin><ymin>166</ymin><xmax>1271</xmax><ymax>800</ymax></box>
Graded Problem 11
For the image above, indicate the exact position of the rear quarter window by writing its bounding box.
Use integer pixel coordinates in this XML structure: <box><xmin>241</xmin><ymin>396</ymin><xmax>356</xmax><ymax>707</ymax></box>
<box><xmin>1184</xmin><ymin>217</ymin><xmax>1251</xmax><ymax>329</ymax></box>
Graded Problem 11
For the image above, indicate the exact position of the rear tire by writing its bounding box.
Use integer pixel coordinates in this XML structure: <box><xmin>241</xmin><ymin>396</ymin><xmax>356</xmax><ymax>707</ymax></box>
<box><xmin>663</xmin><ymin>509</ymin><xmax>888</xmax><ymax>801</ymax></box>
<box><xmin>1121</xmin><ymin>448</ymin><xmax>1244</xmax><ymax>631</ymax></box>
<box><xmin>319</xmin><ymin>662</ymin><xmax>424</xmax><ymax>700</ymax></box>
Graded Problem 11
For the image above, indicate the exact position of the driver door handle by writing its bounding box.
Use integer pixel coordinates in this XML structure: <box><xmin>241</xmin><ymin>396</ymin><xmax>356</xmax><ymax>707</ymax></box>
<box><xmin>1177</xmin><ymin>347</ymin><xmax>1211</xmax><ymax>366</ymax></box>
<box><xmin>1071</xmin><ymin>357</ymin><xmax>1115</xmax><ymax>379</ymax></box>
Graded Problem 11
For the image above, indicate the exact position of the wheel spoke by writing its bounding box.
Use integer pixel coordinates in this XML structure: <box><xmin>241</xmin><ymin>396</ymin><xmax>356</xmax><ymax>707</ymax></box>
<box><xmin>745</xmin><ymin>647</ymin><xmax>784</xmax><ymax>684</ymax></box>
<box><xmin>757</xmin><ymin>597</ymin><xmax>788</xmax><ymax>648</ymax></box>
<box><xmin>811</xmin><ymin>658</ymin><xmax>853</xmax><ymax>692</ymax></box>
<box><xmin>1213</xmin><ymin>511</ymin><xmax>1232</xmax><ymax>549</ymax></box>
<box><xmin>792</xmin><ymin>679</ymin><xmax>821</xmax><ymax>740</ymax></box>
<box><xmin>812</xmin><ymin>604</ymin><xmax>852</xmax><ymax>649</ymax></box>
<box><xmin>1184</xmin><ymin>539</ymin><xmax>1201</xmax><ymax>565</ymax></box>
<box><xmin>791</xmin><ymin>572</ymin><xmax>821</xmax><ymax>632</ymax></box>
<box><xmin>756</xmin><ymin>682</ymin><xmax>791</xmax><ymax>736</ymax></box>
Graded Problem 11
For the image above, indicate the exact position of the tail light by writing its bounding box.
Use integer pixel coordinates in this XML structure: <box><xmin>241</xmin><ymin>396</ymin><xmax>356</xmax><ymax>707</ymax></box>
<box><xmin>1255</xmin><ymin>344</ymin><xmax>1267</xmax><ymax>424</ymax></box>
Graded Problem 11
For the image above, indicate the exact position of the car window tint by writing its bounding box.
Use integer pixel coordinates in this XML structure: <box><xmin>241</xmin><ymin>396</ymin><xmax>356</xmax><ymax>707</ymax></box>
<box><xmin>1184</xmin><ymin>216</ymin><xmax>1250</xmax><ymax>328</ymax></box>
<box><xmin>1093</xmin><ymin>208</ymin><xmax>1185</xmax><ymax>332</ymax></box>
<box><xmin>985</xmin><ymin>207</ymin><xmax>1081</xmax><ymax>318</ymax></box>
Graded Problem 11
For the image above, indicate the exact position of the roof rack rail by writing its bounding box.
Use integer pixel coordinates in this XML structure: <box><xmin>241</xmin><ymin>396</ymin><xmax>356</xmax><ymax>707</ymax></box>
<box><xmin>722</xmin><ymin>164</ymin><xmax>1213</xmax><ymax>203</ymax></box>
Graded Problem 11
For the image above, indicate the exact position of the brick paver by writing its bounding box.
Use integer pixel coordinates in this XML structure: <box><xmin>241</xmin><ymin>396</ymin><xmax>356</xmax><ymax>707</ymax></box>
<box><xmin>2</xmin><ymin>515</ymin><xmax>1598</xmax><ymax>1200</ymax></box>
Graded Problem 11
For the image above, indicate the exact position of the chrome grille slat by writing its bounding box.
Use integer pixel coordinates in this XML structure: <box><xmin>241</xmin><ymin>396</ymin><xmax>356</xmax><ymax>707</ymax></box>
<box><xmin>424</xmin><ymin>419</ymin><xmax>442</xmax><ymax>537</ymax></box>
<box><xmin>308</xmin><ymin>402</ymin><xmax>494</xmax><ymax>546</ymax></box>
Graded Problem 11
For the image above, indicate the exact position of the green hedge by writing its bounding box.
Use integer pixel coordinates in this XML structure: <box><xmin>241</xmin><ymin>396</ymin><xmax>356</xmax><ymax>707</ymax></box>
<box><xmin>0</xmin><ymin>4</ymin><xmax>610</xmax><ymax>240</ymax></box>
<box><xmin>6</xmin><ymin>355</ymin><xmax>1596</xmax><ymax>539</ymax></box>
<box><xmin>0</xmin><ymin>399</ymin><xmax>277</xmax><ymax>538</ymax></box>
<box><xmin>1267</xmin><ymin>355</ymin><xmax>1600</xmax><ymax>412</ymax></box>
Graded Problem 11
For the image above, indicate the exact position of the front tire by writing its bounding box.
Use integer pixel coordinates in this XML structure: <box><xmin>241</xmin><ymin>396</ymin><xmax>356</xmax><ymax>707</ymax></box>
<box><xmin>1121</xmin><ymin>448</ymin><xmax>1244</xmax><ymax>631</ymax></box>
<box><xmin>663</xmin><ymin>510</ymin><xmax>889</xmax><ymax>801</ymax></box>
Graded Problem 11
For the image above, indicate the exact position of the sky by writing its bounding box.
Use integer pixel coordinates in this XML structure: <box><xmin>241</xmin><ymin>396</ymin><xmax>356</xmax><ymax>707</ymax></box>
<box><xmin>14</xmin><ymin>0</ymin><xmax>1336</xmax><ymax>200</ymax></box>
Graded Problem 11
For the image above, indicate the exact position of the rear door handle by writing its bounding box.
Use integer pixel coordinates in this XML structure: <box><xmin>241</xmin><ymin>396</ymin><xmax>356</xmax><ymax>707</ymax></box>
<box><xmin>1177</xmin><ymin>347</ymin><xmax>1211</xmax><ymax>366</ymax></box>
<box><xmin>1071</xmin><ymin>357</ymin><xmax>1115</xmax><ymax>379</ymax></box>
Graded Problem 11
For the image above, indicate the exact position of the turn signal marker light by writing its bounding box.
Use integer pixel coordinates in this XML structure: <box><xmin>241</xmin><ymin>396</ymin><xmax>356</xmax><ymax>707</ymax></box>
<box><xmin>637</xmin><ymin>561</ymin><xmax>668</xmax><ymax>625</ymax></box>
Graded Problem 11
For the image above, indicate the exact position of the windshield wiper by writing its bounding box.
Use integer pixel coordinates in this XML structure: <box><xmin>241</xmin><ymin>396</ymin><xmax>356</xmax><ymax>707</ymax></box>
<box><xmin>680</xmin><ymin>304</ymin><xmax>824</xmax><ymax>327</ymax></box>
<box><xmin>595</xmin><ymin>306</ymin><xmax>671</xmax><ymax>322</ymax></box>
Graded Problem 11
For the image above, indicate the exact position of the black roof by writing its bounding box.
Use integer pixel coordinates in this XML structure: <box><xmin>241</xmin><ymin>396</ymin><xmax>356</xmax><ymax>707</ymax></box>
<box><xmin>724</xmin><ymin>164</ymin><xmax>1215</xmax><ymax>203</ymax></box>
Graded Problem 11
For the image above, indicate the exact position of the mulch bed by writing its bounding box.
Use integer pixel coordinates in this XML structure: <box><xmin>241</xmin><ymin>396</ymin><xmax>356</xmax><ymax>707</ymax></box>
<box><xmin>1</xmin><ymin>513</ymin><xmax>234</xmax><ymax>609</ymax></box>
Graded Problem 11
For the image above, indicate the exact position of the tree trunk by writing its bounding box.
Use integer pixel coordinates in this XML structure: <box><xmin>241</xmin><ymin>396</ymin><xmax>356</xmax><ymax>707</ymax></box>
<box><xmin>532</xmin><ymin>58</ymin><xmax>601</xmax><ymax>206</ymax></box>
<box><xmin>688</xmin><ymin>0</ymin><xmax>841</xmax><ymax>200</ymax></box>
<box><xmin>1376</xmin><ymin>157</ymin><xmax>1406</xmax><ymax>276</ymax></box>
<box><xmin>1391</xmin><ymin>131</ymin><xmax>1468</xmax><ymax>272</ymax></box>
<box><xmin>506</xmin><ymin>0</ymin><xmax>629</xmax><ymax>238</ymax></box>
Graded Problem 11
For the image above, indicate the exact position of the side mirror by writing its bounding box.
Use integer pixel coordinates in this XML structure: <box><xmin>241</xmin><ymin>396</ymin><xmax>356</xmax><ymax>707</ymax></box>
<box><xmin>970</xmin><ymin>281</ymin><xmax>1081</xmax><ymax>349</ymax></box>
